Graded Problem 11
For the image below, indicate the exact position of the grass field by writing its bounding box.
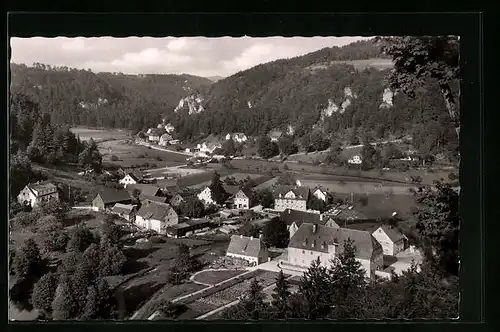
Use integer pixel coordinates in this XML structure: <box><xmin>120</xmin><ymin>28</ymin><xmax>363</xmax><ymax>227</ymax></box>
<box><xmin>192</xmin><ymin>270</ymin><xmax>246</xmax><ymax>285</ymax></box>
<box><xmin>70</xmin><ymin>127</ymin><xmax>130</xmax><ymax>142</ymax></box>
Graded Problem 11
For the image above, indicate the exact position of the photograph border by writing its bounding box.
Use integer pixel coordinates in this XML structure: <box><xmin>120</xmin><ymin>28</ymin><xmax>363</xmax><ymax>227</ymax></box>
<box><xmin>4</xmin><ymin>9</ymin><xmax>491</xmax><ymax>332</ymax></box>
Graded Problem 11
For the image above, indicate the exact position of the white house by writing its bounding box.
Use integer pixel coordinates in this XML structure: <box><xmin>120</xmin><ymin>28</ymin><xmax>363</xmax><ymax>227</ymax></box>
<box><xmin>199</xmin><ymin>142</ymin><xmax>222</xmax><ymax>154</ymax></box>
<box><xmin>135</xmin><ymin>201</ymin><xmax>178</xmax><ymax>234</ymax></box>
<box><xmin>273</xmin><ymin>186</ymin><xmax>309</xmax><ymax>212</ymax></box>
<box><xmin>348</xmin><ymin>155</ymin><xmax>362</xmax><ymax>164</ymax></box>
<box><xmin>312</xmin><ymin>187</ymin><xmax>328</xmax><ymax>202</ymax></box>
<box><xmin>234</xmin><ymin>188</ymin><xmax>253</xmax><ymax>209</ymax></box>
<box><xmin>17</xmin><ymin>182</ymin><xmax>59</xmax><ymax>208</ymax></box>
<box><xmin>165</xmin><ymin>123</ymin><xmax>175</xmax><ymax>133</ymax></box>
<box><xmin>226</xmin><ymin>234</ymin><xmax>269</xmax><ymax>266</ymax></box>
<box><xmin>169</xmin><ymin>139</ymin><xmax>180</xmax><ymax>145</ymax></box>
<box><xmin>159</xmin><ymin>133</ymin><xmax>173</xmax><ymax>146</ymax></box>
<box><xmin>119</xmin><ymin>171</ymin><xmax>144</xmax><ymax>188</ymax></box>
<box><xmin>226</xmin><ymin>133</ymin><xmax>248</xmax><ymax>143</ymax></box>
<box><xmin>197</xmin><ymin>187</ymin><xmax>215</xmax><ymax>206</ymax></box>
<box><xmin>282</xmin><ymin>223</ymin><xmax>384</xmax><ymax>279</ymax></box>
<box><xmin>148</xmin><ymin>129</ymin><xmax>163</xmax><ymax>143</ymax></box>
<box><xmin>371</xmin><ymin>225</ymin><xmax>407</xmax><ymax>256</ymax></box>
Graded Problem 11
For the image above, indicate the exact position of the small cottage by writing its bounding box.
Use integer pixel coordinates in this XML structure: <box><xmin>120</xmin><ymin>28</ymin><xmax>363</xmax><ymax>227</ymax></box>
<box><xmin>312</xmin><ymin>187</ymin><xmax>328</xmax><ymax>202</ymax></box>
<box><xmin>226</xmin><ymin>234</ymin><xmax>269</xmax><ymax>266</ymax></box>
<box><xmin>234</xmin><ymin>188</ymin><xmax>253</xmax><ymax>210</ymax></box>
<box><xmin>119</xmin><ymin>171</ymin><xmax>145</xmax><ymax>188</ymax></box>
<box><xmin>92</xmin><ymin>189</ymin><xmax>132</xmax><ymax>212</ymax></box>
<box><xmin>197</xmin><ymin>187</ymin><xmax>215</xmax><ymax>206</ymax></box>
<box><xmin>135</xmin><ymin>201</ymin><xmax>179</xmax><ymax>234</ymax></box>
<box><xmin>371</xmin><ymin>225</ymin><xmax>407</xmax><ymax>256</ymax></box>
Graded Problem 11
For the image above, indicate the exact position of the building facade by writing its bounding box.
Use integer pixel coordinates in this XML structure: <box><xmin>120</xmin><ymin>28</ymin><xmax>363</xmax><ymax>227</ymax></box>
<box><xmin>17</xmin><ymin>182</ymin><xmax>59</xmax><ymax>208</ymax></box>
<box><xmin>312</xmin><ymin>188</ymin><xmax>328</xmax><ymax>202</ymax></box>
<box><xmin>135</xmin><ymin>201</ymin><xmax>179</xmax><ymax>234</ymax></box>
<box><xmin>371</xmin><ymin>226</ymin><xmax>406</xmax><ymax>256</ymax></box>
<box><xmin>226</xmin><ymin>235</ymin><xmax>269</xmax><ymax>266</ymax></box>
<box><xmin>234</xmin><ymin>189</ymin><xmax>252</xmax><ymax>209</ymax></box>
<box><xmin>274</xmin><ymin>187</ymin><xmax>309</xmax><ymax>212</ymax></box>
<box><xmin>197</xmin><ymin>187</ymin><xmax>215</xmax><ymax>206</ymax></box>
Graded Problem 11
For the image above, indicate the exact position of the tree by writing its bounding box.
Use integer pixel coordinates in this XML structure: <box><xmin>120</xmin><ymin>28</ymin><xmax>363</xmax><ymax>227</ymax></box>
<box><xmin>379</xmin><ymin>36</ymin><xmax>460</xmax><ymax>138</ymax></box>
<box><xmin>277</xmin><ymin>172</ymin><xmax>296</xmax><ymax>186</ymax></box>
<box><xmin>382</xmin><ymin>142</ymin><xmax>403</xmax><ymax>160</ymax></box>
<box><xmin>278</xmin><ymin>136</ymin><xmax>298</xmax><ymax>156</ymax></box>
<box><xmin>361</xmin><ymin>138</ymin><xmax>380</xmax><ymax>170</ymax></box>
<box><xmin>59</xmin><ymin>251</ymin><xmax>83</xmax><ymax>274</ymax></box>
<box><xmin>257</xmin><ymin>189</ymin><xmax>274</xmax><ymax>209</ymax></box>
<box><xmin>257</xmin><ymin>136</ymin><xmax>279</xmax><ymax>159</ymax></box>
<box><xmin>32</xmin><ymin>272</ymin><xmax>59</xmax><ymax>317</ymax></box>
<box><xmin>14</xmin><ymin>238</ymin><xmax>42</xmax><ymax>279</ymax></box>
<box><xmin>99</xmin><ymin>245</ymin><xmax>127</xmax><ymax>277</ymax></box>
<box><xmin>52</xmin><ymin>274</ymin><xmax>79</xmax><ymax>320</ymax></box>
<box><xmin>239</xmin><ymin>220</ymin><xmax>260</xmax><ymax>238</ymax></box>
<box><xmin>78</xmin><ymin>138</ymin><xmax>103</xmax><ymax>173</ymax></box>
<box><xmin>308</xmin><ymin>196</ymin><xmax>327</xmax><ymax>212</ymax></box>
<box><xmin>297</xmin><ymin>258</ymin><xmax>332</xmax><ymax>319</ymax></box>
<box><xmin>411</xmin><ymin>180</ymin><xmax>459</xmax><ymax>275</ymax></box>
<box><xmin>38</xmin><ymin>197</ymin><xmax>70</xmax><ymax>222</ymax></box>
<box><xmin>155</xmin><ymin>299</ymin><xmax>187</xmax><ymax>319</ymax></box>
<box><xmin>327</xmin><ymin>239</ymin><xmax>367</xmax><ymax>318</ymax></box>
<box><xmin>66</xmin><ymin>225</ymin><xmax>97</xmax><ymax>253</ymax></box>
<box><xmin>81</xmin><ymin>278</ymin><xmax>117</xmax><ymax>320</ymax></box>
<box><xmin>326</xmin><ymin>139</ymin><xmax>343</xmax><ymax>165</ymax></box>
<box><xmin>262</xmin><ymin>217</ymin><xmax>289</xmax><ymax>248</ymax></box>
<box><xmin>167</xmin><ymin>244</ymin><xmax>199</xmax><ymax>284</ymax></box>
<box><xmin>224</xmin><ymin>278</ymin><xmax>269</xmax><ymax>320</ymax></box>
<box><xmin>100</xmin><ymin>220</ymin><xmax>123</xmax><ymax>247</ymax></box>
<box><xmin>180</xmin><ymin>196</ymin><xmax>205</xmax><ymax>218</ymax></box>
<box><xmin>38</xmin><ymin>216</ymin><xmax>66</xmax><ymax>252</ymax></box>
<box><xmin>271</xmin><ymin>270</ymin><xmax>291</xmax><ymax>319</ymax></box>
<box><xmin>209</xmin><ymin>172</ymin><xmax>228</xmax><ymax>205</ymax></box>
<box><xmin>222</xmin><ymin>138</ymin><xmax>236</xmax><ymax>157</ymax></box>
<box><xmin>131</xmin><ymin>188</ymin><xmax>141</xmax><ymax>205</ymax></box>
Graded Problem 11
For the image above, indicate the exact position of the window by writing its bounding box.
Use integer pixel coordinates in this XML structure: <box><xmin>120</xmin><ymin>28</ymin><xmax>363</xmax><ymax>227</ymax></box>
<box><xmin>302</xmin><ymin>250</ymin><xmax>305</xmax><ymax>254</ymax></box>
<box><xmin>310</xmin><ymin>251</ymin><xmax>313</xmax><ymax>255</ymax></box>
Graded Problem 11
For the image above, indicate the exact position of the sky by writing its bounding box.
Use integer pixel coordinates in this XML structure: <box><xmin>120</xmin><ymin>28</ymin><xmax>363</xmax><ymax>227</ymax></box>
<box><xmin>10</xmin><ymin>36</ymin><xmax>371</xmax><ymax>78</ymax></box>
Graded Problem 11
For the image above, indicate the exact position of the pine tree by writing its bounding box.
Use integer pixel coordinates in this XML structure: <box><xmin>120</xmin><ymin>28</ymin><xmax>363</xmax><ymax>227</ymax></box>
<box><xmin>14</xmin><ymin>238</ymin><xmax>42</xmax><ymax>279</ymax></box>
<box><xmin>262</xmin><ymin>217</ymin><xmax>289</xmax><ymax>248</ymax></box>
<box><xmin>298</xmin><ymin>257</ymin><xmax>331</xmax><ymax>319</ymax></box>
<box><xmin>209</xmin><ymin>172</ymin><xmax>227</xmax><ymax>205</ymax></box>
<box><xmin>271</xmin><ymin>270</ymin><xmax>291</xmax><ymax>319</ymax></box>
<box><xmin>52</xmin><ymin>274</ymin><xmax>79</xmax><ymax>320</ymax></box>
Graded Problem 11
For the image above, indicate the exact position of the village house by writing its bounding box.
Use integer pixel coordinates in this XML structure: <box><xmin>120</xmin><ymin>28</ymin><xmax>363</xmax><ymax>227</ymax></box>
<box><xmin>233</xmin><ymin>188</ymin><xmax>253</xmax><ymax>210</ymax></box>
<box><xmin>280</xmin><ymin>209</ymin><xmax>340</xmax><ymax>239</ymax></box>
<box><xmin>348</xmin><ymin>155</ymin><xmax>363</xmax><ymax>165</ymax></box>
<box><xmin>147</xmin><ymin>128</ymin><xmax>163</xmax><ymax>143</ymax></box>
<box><xmin>371</xmin><ymin>225</ymin><xmax>407</xmax><ymax>256</ymax></box>
<box><xmin>92</xmin><ymin>188</ymin><xmax>132</xmax><ymax>212</ymax></box>
<box><xmin>199</xmin><ymin>141</ymin><xmax>222</xmax><ymax>154</ymax></box>
<box><xmin>119</xmin><ymin>171</ymin><xmax>145</xmax><ymax>188</ymax></box>
<box><xmin>141</xmin><ymin>195</ymin><xmax>169</xmax><ymax>204</ymax></box>
<box><xmin>135</xmin><ymin>201</ymin><xmax>179</xmax><ymax>234</ymax></box>
<box><xmin>17</xmin><ymin>182</ymin><xmax>59</xmax><ymax>208</ymax></box>
<box><xmin>197</xmin><ymin>186</ymin><xmax>215</xmax><ymax>206</ymax></box>
<box><xmin>169</xmin><ymin>193</ymin><xmax>187</xmax><ymax>207</ymax></box>
<box><xmin>111</xmin><ymin>203</ymin><xmax>136</xmax><ymax>223</ymax></box>
<box><xmin>268</xmin><ymin>130</ymin><xmax>283</xmax><ymax>142</ymax></box>
<box><xmin>159</xmin><ymin>133</ymin><xmax>173</xmax><ymax>146</ymax></box>
<box><xmin>273</xmin><ymin>186</ymin><xmax>310</xmax><ymax>212</ymax></box>
<box><xmin>225</xmin><ymin>133</ymin><xmax>248</xmax><ymax>143</ymax></box>
<box><xmin>166</xmin><ymin>219</ymin><xmax>211</xmax><ymax>238</ymax></box>
<box><xmin>311</xmin><ymin>187</ymin><xmax>328</xmax><ymax>202</ymax></box>
<box><xmin>281</xmin><ymin>223</ymin><xmax>384</xmax><ymax>279</ymax></box>
<box><xmin>226</xmin><ymin>234</ymin><xmax>269</xmax><ymax>266</ymax></box>
<box><xmin>164</xmin><ymin>123</ymin><xmax>175</xmax><ymax>133</ymax></box>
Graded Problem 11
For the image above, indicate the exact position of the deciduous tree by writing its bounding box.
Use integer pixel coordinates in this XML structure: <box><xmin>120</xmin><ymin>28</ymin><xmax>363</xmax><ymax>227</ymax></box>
<box><xmin>262</xmin><ymin>217</ymin><xmax>289</xmax><ymax>248</ymax></box>
<box><xmin>32</xmin><ymin>272</ymin><xmax>59</xmax><ymax>317</ymax></box>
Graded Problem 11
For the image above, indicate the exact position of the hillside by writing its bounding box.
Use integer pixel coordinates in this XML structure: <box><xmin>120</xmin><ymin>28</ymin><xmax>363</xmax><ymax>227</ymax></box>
<box><xmin>9</xmin><ymin>63</ymin><xmax>213</xmax><ymax>130</ymax></box>
<box><xmin>9</xmin><ymin>38</ymin><xmax>458</xmax><ymax>159</ymax></box>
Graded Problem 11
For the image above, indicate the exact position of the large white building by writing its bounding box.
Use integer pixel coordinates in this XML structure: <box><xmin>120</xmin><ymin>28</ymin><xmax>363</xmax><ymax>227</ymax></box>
<box><xmin>281</xmin><ymin>223</ymin><xmax>384</xmax><ymax>279</ymax></box>
<box><xmin>135</xmin><ymin>201</ymin><xmax>178</xmax><ymax>234</ymax></box>
<box><xmin>17</xmin><ymin>182</ymin><xmax>59</xmax><ymax>208</ymax></box>
<box><xmin>273</xmin><ymin>186</ymin><xmax>309</xmax><ymax>212</ymax></box>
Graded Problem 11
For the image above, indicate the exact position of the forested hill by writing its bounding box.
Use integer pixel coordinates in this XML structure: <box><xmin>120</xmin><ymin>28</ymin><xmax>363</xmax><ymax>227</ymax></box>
<box><xmin>10</xmin><ymin>38</ymin><xmax>458</xmax><ymax>158</ymax></box>
<box><xmin>9</xmin><ymin>63</ymin><xmax>213</xmax><ymax>129</ymax></box>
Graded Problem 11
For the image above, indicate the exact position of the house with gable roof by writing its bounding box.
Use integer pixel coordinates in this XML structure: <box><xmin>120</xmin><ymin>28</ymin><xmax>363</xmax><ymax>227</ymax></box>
<box><xmin>280</xmin><ymin>209</ymin><xmax>339</xmax><ymax>239</ymax></box>
<box><xmin>92</xmin><ymin>188</ymin><xmax>132</xmax><ymax>211</ymax></box>
<box><xmin>135</xmin><ymin>201</ymin><xmax>178</xmax><ymax>234</ymax></box>
<box><xmin>282</xmin><ymin>223</ymin><xmax>384</xmax><ymax>279</ymax></box>
<box><xmin>226</xmin><ymin>234</ymin><xmax>269</xmax><ymax>266</ymax></box>
<box><xmin>371</xmin><ymin>225</ymin><xmax>407</xmax><ymax>256</ymax></box>
<box><xmin>159</xmin><ymin>133</ymin><xmax>173</xmax><ymax>146</ymax></box>
<box><xmin>17</xmin><ymin>182</ymin><xmax>59</xmax><ymax>208</ymax></box>
<box><xmin>273</xmin><ymin>186</ymin><xmax>310</xmax><ymax>212</ymax></box>
<box><xmin>233</xmin><ymin>188</ymin><xmax>254</xmax><ymax>209</ymax></box>
<box><xmin>268</xmin><ymin>130</ymin><xmax>283</xmax><ymax>142</ymax></box>
<box><xmin>111</xmin><ymin>203</ymin><xmax>137</xmax><ymax>222</ymax></box>
<box><xmin>119</xmin><ymin>171</ymin><xmax>145</xmax><ymax>188</ymax></box>
<box><xmin>311</xmin><ymin>187</ymin><xmax>328</xmax><ymax>202</ymax></box>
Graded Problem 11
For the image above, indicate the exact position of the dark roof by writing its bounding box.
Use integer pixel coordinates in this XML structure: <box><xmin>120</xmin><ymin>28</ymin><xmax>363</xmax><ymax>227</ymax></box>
<box><xmin>326</xmin><ymin>207</ymin><xmax>369</xmax><ymax>221</ymax></box>
<box><xmin>288</xmin><ymin>223</ymin><xmax>382</xmax><ymax>260</ymax></box>
<box><xmin>168</xmin><ymin>218</ymin><xmax>210</xmax><ymax>230</ymax></box>
<box><xmin>148</xmin><ymin>128</ymin><xmax>163</xmax><ymax>136</ymax></box>
<box><xmin>141</xmin><ymin>195</ymin><xmax>168</xmax><ymax>204</ymax></box>
<box><xmin>27</xmin><ymin>182</ymin><xmax>58</xmax><ymax>195</ymax></box>
<box><xmin>379</xmin><ymin>225</ymin><xmax>406</xmax><ymax>243</ymax></box>
<box><xmin>236</xmin><ymin>187</ymin><xmax>253</xmax><ymax>199</ymax></box>
<box><xmin>253</xmin><ymin>176</ymin><xmax>279</xmax><ymax>191</ymax></box>
<box><xmin>341</xmin><ymin>222</ymin><xmax>381</xmax><ymax>233</ymax></box>
<box><xmin>222</xmin><ymin>185</ymin><xmax>241</xmax><ymax>196</ymax></box>
<box><xmin>127</xmin><ymin>184</ymin><xmax>161</xmax><ymax>197</ymax></box>
<box><xmin>280</xmin><ymin>209</ymin><xmax>322</xmax><ymax>227</ymax></box>
<box><xmin>136</xmin><ymin>201</ymin><xmax>175</xmax><ymax>221</ymax></box>
<box><xmin>128</xmin><ymin>171</ymin><xmax>144</xmax><ymax>182</ymax></box>
<box><xmin>274</xmin><ymin>186</ymin><xmax>309</xmax><ymax>200</ymax></box>
<box><xmin>227</xmin><ymin>235</ymin><xmax>265</xmax><ymax>258</ymax></box>
<box><xmin>96</xmin><ymin>188</ymin><xmax>131</xmax><ymax>204</ymax></box>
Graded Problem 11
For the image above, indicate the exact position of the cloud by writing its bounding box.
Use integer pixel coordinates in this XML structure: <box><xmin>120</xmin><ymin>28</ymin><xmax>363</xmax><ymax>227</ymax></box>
<box><xmin>10</xmin><ymin>36</ymin><xmax>373</xmax><ymax>77</ymax></box>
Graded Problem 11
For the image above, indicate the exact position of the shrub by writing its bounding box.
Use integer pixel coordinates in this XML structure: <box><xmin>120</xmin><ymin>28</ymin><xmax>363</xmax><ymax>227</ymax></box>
<box><xmin>137</xmin><ymin>154</ymin><xmax>145</xmax><ymax>159</ymax></box>
<box><xmin>156</xmin><ymin>156</ymin><xmax>163</xmax><ymax>161</ymax></box>
<box><xmin>111</xmin><ymin>155</ymin><xmax>119</xmax><ymax>161</ymax></box>
<box><xmin>150</xmin><ymin>236</ymin><xmax>165</xmax><ymax>244</ymax></box>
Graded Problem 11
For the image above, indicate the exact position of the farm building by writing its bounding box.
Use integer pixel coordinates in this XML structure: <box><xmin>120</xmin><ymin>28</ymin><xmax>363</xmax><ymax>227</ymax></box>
<box><xmin>166</xmin><ymin>219</ymin><xmax>211</xmax><ymax>238</ymax></box>
<box><xmin>159</xmin><ymin>133</ymin><xmax>173</xmax><ymax>146</ymax></box>
<box><xmin>371</xmin><ymin>225</ymin><xmax>407</xmax><ymax>256</ymax></box>
<box><xmin>135</xmin><ymin>201</ymin><xmax>178</xmax><ymax>234</ymax></box>
<box><xmin>92</xmin><ymin>189</ymin><xmax>132</xmax><ymax>212</ymax></box>
<box><xmin>17</xmin><ymin>182</ymin><xmax>59</xmax><ymax>208</ymax></box>
<box><xmin>226</xmin><ymin>234</ymin><xmax>269</xmax><ymax>266</ymax></box>
<box><xmin>111</xmin><ymin>203</ymin><xmax>136</xmax><ymax>222</ymax></box>
<box><xmin>119</xmin><ymin>171</ymin><xmax>145</xmax><ymax>187</ymax></box>
<box><xmin>273</xmin><ymin>186</ymin><xmax>310</xmax><ymax>212</ymax></box>
<box><xmin>141</xmin><ymin>195</ymin><xmax>168</xmax><ymax>204</ymax></box>
<box><xmin>281</xmin><ymin>223</ymin><xmax>384</xmax><ymax>279</ymax></box>
<box><xmin>311</xmin><ymin>187</ymin><xmax>328</xmax><ymax>202</ymax></box>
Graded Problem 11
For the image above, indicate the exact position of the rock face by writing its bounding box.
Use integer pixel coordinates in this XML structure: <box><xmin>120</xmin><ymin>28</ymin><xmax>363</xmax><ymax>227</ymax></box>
<box><xmin>379</xmin><ymin>88</ymin><xmax>394</xmax><ymax>109</ymax></box>
<box><xmin>320</xmin><ymin>99</ymin><xmax>339</xmax><ymax>120</ymax></box>
<box><xmin>174</xmin><ymin>95</ymin><xmax>205</xmax><ymax>115</ymax></box>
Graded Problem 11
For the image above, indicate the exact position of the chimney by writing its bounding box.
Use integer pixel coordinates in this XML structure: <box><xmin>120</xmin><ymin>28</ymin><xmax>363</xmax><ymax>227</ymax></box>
<box><xmin>312</xmin><ymin>224</ymin><xmax>318</xmax><ymax>233</ymax></box>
